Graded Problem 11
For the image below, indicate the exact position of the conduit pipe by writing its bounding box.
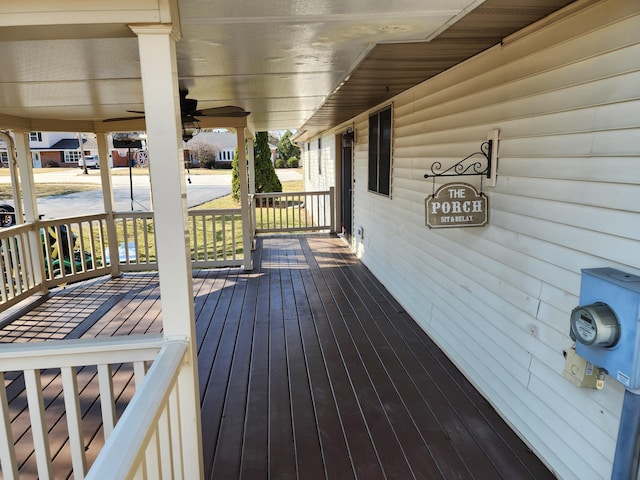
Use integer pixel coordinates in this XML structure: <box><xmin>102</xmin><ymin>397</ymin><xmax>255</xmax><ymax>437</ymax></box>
<box><xmin>611</xmin><ymin>389</ymin><xmax>640</xmax><ymax>479</ymax></box>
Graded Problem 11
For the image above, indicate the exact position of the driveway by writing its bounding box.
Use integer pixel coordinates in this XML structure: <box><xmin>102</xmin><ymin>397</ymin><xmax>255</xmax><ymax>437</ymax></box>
<box><xmin>0</xmin><ymin>167</ymin><xmax>302</xmax><ymax>220</ymax></box>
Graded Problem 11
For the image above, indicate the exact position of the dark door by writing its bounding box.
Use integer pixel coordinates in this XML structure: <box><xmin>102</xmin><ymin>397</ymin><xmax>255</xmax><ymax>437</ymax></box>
<box><xmin>340</xmin><ymin>138</ymin><xmax>353</xmax><ymax>240</ymax></box>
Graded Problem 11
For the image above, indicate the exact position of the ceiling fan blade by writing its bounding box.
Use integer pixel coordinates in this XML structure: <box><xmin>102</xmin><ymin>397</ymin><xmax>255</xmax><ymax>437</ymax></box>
<box><xmin>103</xmin><ymin>115</ymin><xmax>146</xmax><ymax>122</ymax></box>
<box><xmin>196</xmin><ymin>106</ymin><xmax>250</xmax><ymax>117</ymax></box>
<box><xmin>126</xmin><ymin>109</ymin><xmax>145</xmax><ymax>114</ymax></box>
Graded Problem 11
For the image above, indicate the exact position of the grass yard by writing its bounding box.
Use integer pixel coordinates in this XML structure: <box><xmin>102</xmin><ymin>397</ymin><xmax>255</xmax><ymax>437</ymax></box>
<box><xmin>18</xmin><ymin>167</ymin><xmax>305</xmax><ymax>266</ymax></box>
<box><xmin>194</xmin><ymin>178</ymin><xmax>304</xmax><ymax>209</ymax></box>
<box><xmin>0</xmin><ymin>184</ymin><xmax>99</xmax><ymax>200</ymax></box>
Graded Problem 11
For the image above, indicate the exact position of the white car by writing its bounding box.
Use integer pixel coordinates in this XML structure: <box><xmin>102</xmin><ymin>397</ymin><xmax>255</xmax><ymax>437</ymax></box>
<box><xmin>78</xmin><ymin>155</ymin><xmax>99</xmax><ymax>169</ymax></box>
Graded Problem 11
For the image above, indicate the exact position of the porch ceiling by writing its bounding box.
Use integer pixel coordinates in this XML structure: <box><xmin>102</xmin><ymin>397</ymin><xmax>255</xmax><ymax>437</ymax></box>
<box><xmin>0</xmin><ymin>0</ymin><xmax>574</xmax><ymax>136</ymax></box>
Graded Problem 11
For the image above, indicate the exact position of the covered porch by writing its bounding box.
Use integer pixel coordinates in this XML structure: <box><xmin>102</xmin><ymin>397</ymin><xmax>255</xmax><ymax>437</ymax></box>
<box><xmin>0</xmin><ymin>234</ymin><xmax>554</xmax><ymax>479</ymax></box>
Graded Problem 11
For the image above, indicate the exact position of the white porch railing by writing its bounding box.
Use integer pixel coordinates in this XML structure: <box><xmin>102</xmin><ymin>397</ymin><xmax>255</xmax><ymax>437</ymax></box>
<box><xmin>114</xmin><ymin>209</ymin><xmax>245</xmax><ymax>271</ymax></box>
<box><xmin>0</xmin><ymin>223</ymin><xmax>41</xmax><ymax>309</ymax></box>
<box><xmin>0</xmin><ymin>334</ymin><xmax>172</xmax><ymax>480</ymax></box>
<box><xmin>253</xmin><ymin>188</ymin><xmax>335</xmax><ymax>234</ymax></box>
<box><xmin>189</xmin><ymin>208</ymin><xmax>244</xmax><ymax>268</ymax></box>
<box><xmin>86</xmin><ymin>337</ymin><xmax>192</xmax><ymax>479</ymax></box>
<box><xmin>0</xmin><ymin>215</ymin><xmax>111</xmax><ymax>308</ymax></box>
<box><xmin>113</xmin><ymin>212</ymin><xmax>158</xmax><ymax>271</ymax></box>
<box><xmin>39</xmin><ymin>215</ymin><xmax>111</xmax><ymax>287</ymax></box>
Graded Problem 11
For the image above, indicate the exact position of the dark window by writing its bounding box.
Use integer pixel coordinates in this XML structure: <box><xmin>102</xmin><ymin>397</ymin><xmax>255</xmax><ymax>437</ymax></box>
<box><xmin>318</xmin><ymin>138</ymin><xmax>322</xmax><ymax>175</ymax></box>
<box><xmin>368</xmin><ymin>106</ymin><xmax>392</xmax><ymax>196</ymax></box>
<box><xmin>29</xmin><ymin>132</ymin><xmax>42</xmax><ymax>142</ymax></box>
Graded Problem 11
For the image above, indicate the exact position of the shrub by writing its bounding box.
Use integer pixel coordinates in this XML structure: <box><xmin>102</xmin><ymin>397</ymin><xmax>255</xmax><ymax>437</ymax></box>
<box><xmin>275</xmin><ymin>158</ymin><xmax>286</xmax><ymax>169</ymax></box>
<box><xmin>202</xmin><ymin>158</ymin><xmax>216</xmax><ymax>169</ymax></box>
<box><xmin>287</xmin><ymin>157</ymin><xmax>299</xmax><ymax>168</ymax></box>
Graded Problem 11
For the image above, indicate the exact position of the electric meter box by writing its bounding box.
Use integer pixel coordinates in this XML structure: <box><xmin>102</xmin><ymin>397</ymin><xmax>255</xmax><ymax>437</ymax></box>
<box><xmin>573</xmin><ymin>268</ymin><xmax>640</xmax><ymax>388</ymax></box>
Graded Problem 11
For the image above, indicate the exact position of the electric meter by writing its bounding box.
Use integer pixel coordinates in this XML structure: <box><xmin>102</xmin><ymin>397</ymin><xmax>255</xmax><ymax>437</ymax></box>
<box><xmin>570</xmin><ymin>302</ymin><xmax>620</xmax><ymax>347</ymax></box>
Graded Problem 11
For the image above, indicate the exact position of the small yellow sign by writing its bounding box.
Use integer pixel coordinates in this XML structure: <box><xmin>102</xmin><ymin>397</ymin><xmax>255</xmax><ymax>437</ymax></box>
<box><xmin>425</xmin><ymin>182</ymin><xmax>488</xmax><ymax>228</ymax></box>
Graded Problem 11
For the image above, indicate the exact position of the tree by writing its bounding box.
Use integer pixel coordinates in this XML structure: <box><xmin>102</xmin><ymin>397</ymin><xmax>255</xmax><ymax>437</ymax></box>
<box><xmin>277</xmin><ymin>130</ymin><xmax>300</xmax><ymax>166</ymax></box>
<box><xmin>231</xmin><ymin>132</ymin><xmax>282</xmax><ymax>201</ymax></box>
<box><xmin>231</xmin><ymin>147</ymin><xmax>241</xmax><ymax>201</ymax></box>
<box><xmin>254</xmin><ymin>131</ymin><xmax>281</xmax><ymax>193</ymax></box>
<box><xmin>187</xmin><ymin>139</ymin><xmax>220</xmax><ymax>168</ymax></box>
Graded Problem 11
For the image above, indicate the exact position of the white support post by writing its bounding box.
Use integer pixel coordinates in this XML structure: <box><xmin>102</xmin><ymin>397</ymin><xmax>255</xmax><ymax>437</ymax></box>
<box><xmin>131</xmin><ymin>24</ymin><xmax>203</xmax><ymax>480</ymax></box>
<box><xmin>329</xmin><ymin>186</ymin><xmax>336</xmax><ymax>233</ymax></box>
<box><xmin>236</xmin><ymin>128</ymin><xmax>253</xmax><ymax>270</ymax></box>
<box><xmin>97</xmin><ymin>133</ymin><xmax>121</xmax><ymax>277</ymax></box>
<box><xmin>13</xmin><ymin>131</ymin><xmax>46</xmax><ymax>291</ymax></box>
<box><xmin>247</xmin><ymin>138</ymin><xmax>256</xmax><ymax>249</ymax></box>
<box><xmin>248</xmin><ymin>138</ymin><xmax>255</xmax><ymax>196</ymax></box>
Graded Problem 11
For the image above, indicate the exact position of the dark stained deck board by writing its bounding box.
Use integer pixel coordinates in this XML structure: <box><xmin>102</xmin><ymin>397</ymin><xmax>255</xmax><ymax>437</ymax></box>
<box><xmin>209</xmin><ymin>253</ymin><xmax>261</xmax><ymax>479</ymax></box>
<box><xmin>284</xmin><ymin>238</ymin><xmax>344</xmax><ymax>480</ymax></box>
<box><xmin>200</xmin><ymin>235</ymin><xmax>555</xmax><ymax>480</ymax></box>
<box><xmin>0</xmin><ymin>234</ymin><xmax>556</xmax><ymax>480</ymax></box>
<box><xmin>302</xmin><ymin>237</ymin><xmax>472</xmax><ymax>479</ymax></box>
<box><xmin>316</xmin><ymin>236</ymin><xmax>554</xmax><ymax>479</ymax></box>
<box><xmin>330</xmin><ymin>240</ymin><xmax>552</xmax><ymax>479</ymax></box>
<box><xmin>239</xmin><ymin>243</ymin><xmax>270</xmax><ymax>479</ymax></box>
<box><xmin>312</xmin><ymin>237</ymin><xmax>493</xmax><ymax>478</ymax></box>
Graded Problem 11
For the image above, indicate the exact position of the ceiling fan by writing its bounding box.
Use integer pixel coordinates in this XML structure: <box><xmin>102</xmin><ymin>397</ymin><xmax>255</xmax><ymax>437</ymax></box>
<box><xmin>104</xmin><ymin>89</ymin><xmax>250</xmax><ymax>141</ymax></box>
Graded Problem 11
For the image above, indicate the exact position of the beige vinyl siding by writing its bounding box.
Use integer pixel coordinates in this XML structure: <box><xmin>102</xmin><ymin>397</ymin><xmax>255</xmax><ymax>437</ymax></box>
<box><xmin>305</xmin><ymin>133</ymin><xmax>335</xmax><ymax>193</ymax></box>
<box><xmin>340</xmin><ymin>0</ymin><xmax>640</xmax><ymax>478</ymax></box>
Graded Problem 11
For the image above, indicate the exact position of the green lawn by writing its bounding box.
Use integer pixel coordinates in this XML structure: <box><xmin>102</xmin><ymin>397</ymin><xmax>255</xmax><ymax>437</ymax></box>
<box><xmin>0</xmin><ymin>184</ymin><xmax>99</xmax><ymax>200</ymax></box>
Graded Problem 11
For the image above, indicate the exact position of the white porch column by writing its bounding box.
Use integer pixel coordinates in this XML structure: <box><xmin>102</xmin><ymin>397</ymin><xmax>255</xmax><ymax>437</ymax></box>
<box><xmin>12</xmin><ymin>131</ymin><xmax>46</xmax><ymax>290</ymax></box>
<box><xmin>96</xmin><ymin>133</ymin><xmax>120</xmax><ymax>277</ymax></box>
<box><xmin>247</xmin><ymin>137</ymin><xmax>256</xmax><ymax>250</ymax></box>
<box><xmin>247</xmin><ymin>138</ymin><xmax>255</xmax><ymax>196</ymax></box>
<box><xmin>131</xmin><ymin>24</ymin><xmax>203</xmax><ymax>479</ymax></box>
<box><xmin>236</xmin><ymin>128</ymin><xmax>253</xmax><ymax>270</ymax></box>
<box><xmin>1</xmin><ymin>132</ymin><xmax>24</xmax><ymax>225</ymax></box>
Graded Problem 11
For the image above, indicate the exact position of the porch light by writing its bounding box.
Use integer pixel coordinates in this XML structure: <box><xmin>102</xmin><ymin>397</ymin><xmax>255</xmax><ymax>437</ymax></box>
<box><xmin>182</xmin><ymin>115</ymin><xmax>201</xmax><ymax>142</ymax></box>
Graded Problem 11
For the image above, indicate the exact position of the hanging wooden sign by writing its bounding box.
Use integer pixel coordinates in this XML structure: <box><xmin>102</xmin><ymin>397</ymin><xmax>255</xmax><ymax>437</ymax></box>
<box><xmin>425</xmin><ymin>182</ymin><xmax>488</xmax><ymax>228</ymax></box>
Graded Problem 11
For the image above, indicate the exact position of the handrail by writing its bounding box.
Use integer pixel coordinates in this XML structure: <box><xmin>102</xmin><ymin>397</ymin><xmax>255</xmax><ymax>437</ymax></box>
<box><xmin>0</xmin><ymin>335</ymin><xmax>164</xmax><ymax>480</ymax></box>
<box><xmin>86</xmin><ymin>337</ymin><xmax>189</xmax><ymax>479</ymax></box>
<box><xmin>0</xmin><ymin>334</ymin><xmax>163</xmax><ymax>371</ymax></box>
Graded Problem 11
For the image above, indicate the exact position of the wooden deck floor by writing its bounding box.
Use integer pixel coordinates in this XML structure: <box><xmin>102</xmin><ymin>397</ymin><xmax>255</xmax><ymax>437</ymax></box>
<box><xmin>0</xmin><ymin>234</ymin><xmax>556</xmax><ymax>479</ymax></box>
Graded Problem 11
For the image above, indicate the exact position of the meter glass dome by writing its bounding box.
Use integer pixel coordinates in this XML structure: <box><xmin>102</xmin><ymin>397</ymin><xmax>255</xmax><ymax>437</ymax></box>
<box><xmin>570</xmin><ymin>303</ymin><xmax>620</xmax><ymax>347</ymax></box>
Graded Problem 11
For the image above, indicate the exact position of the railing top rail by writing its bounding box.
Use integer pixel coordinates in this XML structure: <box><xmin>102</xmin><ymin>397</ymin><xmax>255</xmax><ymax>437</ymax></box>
<box><xmin>113</xmin><ymin>211</ymin><xmax>154</xmax><ymax>219</ymax></box>
<box><xmin>0</xmin><ymin>334</ymin><xmax>163</xmax><ymax>372</ymax></box>
<box><xmin>38</xmin><ymin>213</ymin><xmax>108</xmax><ymax>226</ymax></box>
<box><xmin>188</xmin><ymin>208</ymin><xmax>242</xmax><ymax>215</ymax></box>
<box><xmin>254</xmin><ymin>190</ymin><xmax>330</xmax><ymax>197</ymax></box>
<box><xmin>0</xmin><ymin>223</ymin><xmax>33</xmax><ymax>237</ymax></box>
<box><xmin>86</xmin><ymin>337</ymin><xmax>188</xmax><ymax>480</ymax></box>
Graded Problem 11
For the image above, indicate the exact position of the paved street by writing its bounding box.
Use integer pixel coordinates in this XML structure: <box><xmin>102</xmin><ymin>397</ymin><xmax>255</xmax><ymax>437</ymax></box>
<box><xmin>0</xmin><ymin>167</ymin><xmax>302</xmax><ymax>219</ymax></box>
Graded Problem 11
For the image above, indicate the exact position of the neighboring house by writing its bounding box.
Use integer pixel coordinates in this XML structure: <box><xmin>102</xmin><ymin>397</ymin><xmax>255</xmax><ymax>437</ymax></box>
<box><xmin>300</xmin><ymin>1</ymin><xmax>639</xmax><ymax>479</ymax></box>
<box><xmin>185</xmin><ymin>130</ymin><xmax>236</xmax><ymax>167</ymax></box>
<box><xmin>0</xmin><ymin>131</ymin><xmax>99</xmax><ymax>168</ymax></box>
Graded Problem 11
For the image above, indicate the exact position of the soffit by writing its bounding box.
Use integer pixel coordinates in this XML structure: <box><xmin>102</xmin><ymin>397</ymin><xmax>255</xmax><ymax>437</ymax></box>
<box><xmin>298</xmin><ymin>0</ymin><xmax>576</xmax><ymax>138</ymax></box>
<box><xmin>0</xmin><ymin>0</ymin><xmax>577</xmax><ymax>135</ymax></box>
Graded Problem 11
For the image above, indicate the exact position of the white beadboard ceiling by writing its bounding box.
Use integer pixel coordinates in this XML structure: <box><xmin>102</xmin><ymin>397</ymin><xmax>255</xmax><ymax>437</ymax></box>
<box><xmin>0</xmin><ymin>0</ymin><xmax>574</xmax><ymax>136</ymax></box>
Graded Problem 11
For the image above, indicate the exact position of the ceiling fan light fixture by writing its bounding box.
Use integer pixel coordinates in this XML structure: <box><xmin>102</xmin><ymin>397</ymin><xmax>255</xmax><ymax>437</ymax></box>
<box><xmin>182</xmin><ymin>115</ymin><xmax>201</xmax><ymax>142</ymax></box>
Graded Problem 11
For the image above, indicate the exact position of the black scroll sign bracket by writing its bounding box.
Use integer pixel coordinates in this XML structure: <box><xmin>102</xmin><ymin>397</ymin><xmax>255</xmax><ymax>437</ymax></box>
<box><xmin>423</xmin><ymin>140</ymin><xmax>493</xmax><ymax>180</ymax></box>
